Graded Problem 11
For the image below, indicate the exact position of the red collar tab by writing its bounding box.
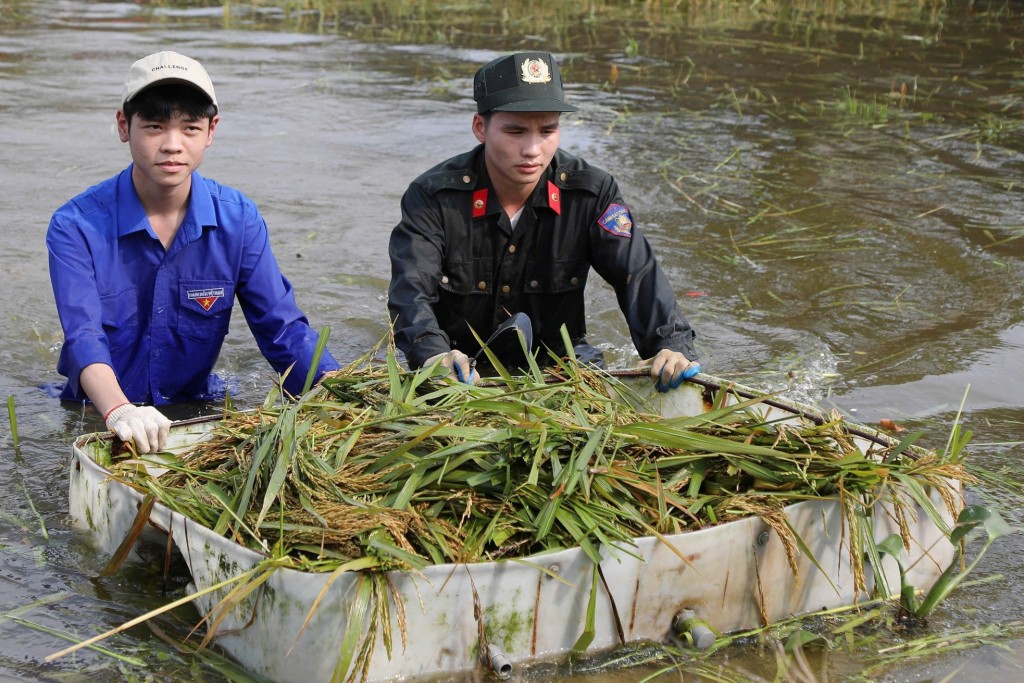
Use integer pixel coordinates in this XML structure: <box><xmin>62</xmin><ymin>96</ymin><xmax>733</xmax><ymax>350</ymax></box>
<box><xmin>472</xmin><ymin>189</ymin><xmax>488</xmax><ymax>218</ymax></box>
<box><xmin>547</xmin><ymin>181</ymin><xmax>561</xmax><ymax>215</ymax></box>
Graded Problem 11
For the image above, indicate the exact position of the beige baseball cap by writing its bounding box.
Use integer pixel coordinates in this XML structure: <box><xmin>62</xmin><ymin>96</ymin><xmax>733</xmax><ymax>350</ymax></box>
<box><xmin>121</xmin><ymin>51</ymin><xmax>218</xmax><ymax>108</ymax></box>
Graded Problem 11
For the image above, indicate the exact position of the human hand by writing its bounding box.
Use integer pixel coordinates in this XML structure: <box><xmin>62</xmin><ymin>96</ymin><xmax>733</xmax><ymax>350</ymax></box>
<box><xmin>423</xmin><ymin>350</ymin><xmax>477</xmax><ymax>384</ymax></box>
<box><xmin>642</xmin><ymin>349</ymin><xmax>701</xmax><ymax>393</ymax></box>
<box><xmin>104</xmin><ymin>403</ymin><xmax>172</xmax><ymax>453</ymax></box>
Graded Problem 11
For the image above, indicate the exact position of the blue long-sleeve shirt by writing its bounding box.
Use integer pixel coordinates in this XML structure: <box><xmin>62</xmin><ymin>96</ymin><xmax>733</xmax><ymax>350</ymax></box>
<box><xmin>47</xmin><ymin>166</ymin><xmax>338</xmax><ymax>404</ymax></box>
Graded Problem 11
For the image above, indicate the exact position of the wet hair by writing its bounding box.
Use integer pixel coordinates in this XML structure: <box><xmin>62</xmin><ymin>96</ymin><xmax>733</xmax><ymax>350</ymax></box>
<box><xmin>122</xmin><ymin>84</ymin><xmax>217</xmax><ymax>126</ymax></box>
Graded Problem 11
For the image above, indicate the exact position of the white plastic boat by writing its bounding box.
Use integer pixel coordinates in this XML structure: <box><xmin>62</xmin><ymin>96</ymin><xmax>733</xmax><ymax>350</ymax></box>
<box><xmin>67</xmin><ymin>374</ymin><xmax>961</xmax><ymax>682</ymax></box>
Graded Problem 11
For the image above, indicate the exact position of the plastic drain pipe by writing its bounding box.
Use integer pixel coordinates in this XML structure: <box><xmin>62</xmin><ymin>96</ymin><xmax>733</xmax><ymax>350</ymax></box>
<box><xmin>674</xmin><ymin>609</ymin><xmax>716</xmax><ymax>650</ymax></box>
<box><xmin>486</xmin><ymin>644</ymin><xmax>512</xmax><ymax>679</ymax></box>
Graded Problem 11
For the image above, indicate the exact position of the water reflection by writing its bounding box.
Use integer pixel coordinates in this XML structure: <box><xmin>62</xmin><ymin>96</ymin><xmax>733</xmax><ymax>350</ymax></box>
<box><xmin>0</xmin><ymin>1</ymin><xmax>1022</xmax><ymax>682</ymax></box>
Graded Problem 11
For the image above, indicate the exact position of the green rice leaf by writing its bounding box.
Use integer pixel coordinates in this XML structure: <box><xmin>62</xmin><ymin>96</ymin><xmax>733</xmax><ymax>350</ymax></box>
<box><xmin>331</xmin><ymin>573</ymin><xmax>373</xmax><ymax>683</ymax></box>
<box><xmin>572</xmin><ymin>563</ymin><xmax>599</xmax><ymax>653</ymax></box>
<box><xmin>301</xmin><ymin>326</ymin><xmax>331</xmax><ymax>395</ymax></box>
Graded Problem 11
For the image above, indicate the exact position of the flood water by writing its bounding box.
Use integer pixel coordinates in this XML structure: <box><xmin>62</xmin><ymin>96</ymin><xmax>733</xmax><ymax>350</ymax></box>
<box><xmin>1</xmin><ymin>1</ymin><xmax>1022</xmax><ymax>681</ymax></box>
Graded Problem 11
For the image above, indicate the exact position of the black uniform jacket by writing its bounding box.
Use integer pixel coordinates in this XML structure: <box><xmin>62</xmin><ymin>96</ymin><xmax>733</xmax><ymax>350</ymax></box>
<box><xmin>387</xmin><ymin>145</ymin><xmax>698</xmax><ymax>370</ymax></box>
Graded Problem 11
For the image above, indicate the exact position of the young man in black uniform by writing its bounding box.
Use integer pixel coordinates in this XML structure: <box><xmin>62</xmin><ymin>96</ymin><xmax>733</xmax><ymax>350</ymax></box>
<box><xmin>388</xmin><ymin>52</ymin><xmax>700</xmax><ymax>391</ymax></box>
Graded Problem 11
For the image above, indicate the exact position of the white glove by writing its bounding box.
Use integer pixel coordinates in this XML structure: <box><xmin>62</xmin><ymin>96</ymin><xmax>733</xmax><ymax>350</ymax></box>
<box><xmin>104</xmin><ymin>403</ymin><xmax>172</xmax><ymax>453</ymax></box>
<box><xmin>423</xmin><ymin>350</ymin><xmax>477</xmax><ymax>384</ymax></box>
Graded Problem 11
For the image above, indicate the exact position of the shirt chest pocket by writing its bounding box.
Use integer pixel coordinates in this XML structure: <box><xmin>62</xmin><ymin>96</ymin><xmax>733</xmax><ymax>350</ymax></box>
<box><xmin>523</xmin><ymin>259</ymin><xmax>589</xmax><ymax>294</ymax></box>
<box><xmin>439</xmin><ymin>258</ymin><xmax>494</xmax><ymax>296</ymax></box>
<box><xmin>178</xmin><ymin>280</ymin><xmax>234</xmax><ymax>341</ymax></box>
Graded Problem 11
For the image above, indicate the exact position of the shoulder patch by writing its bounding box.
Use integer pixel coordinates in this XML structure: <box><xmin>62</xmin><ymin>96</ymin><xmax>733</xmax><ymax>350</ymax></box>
<box><xmin>597</xmin><ymin>203</ymin><xmax>633</xmax><ymax>238</ymax></box>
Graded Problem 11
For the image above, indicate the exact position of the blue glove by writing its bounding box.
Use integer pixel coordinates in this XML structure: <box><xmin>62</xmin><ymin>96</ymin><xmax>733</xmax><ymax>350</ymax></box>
<box><xmin>651</xmin><ymin>350</ymin><xmax>701</xmax><ymax>393</ymax></box>
<box><xmin>657</xmin><ymin>364</ymin><xmax>700</xmax><ymax>392</ymax></box>
<box><xmin>425</xmin><ymin>350</ymin><xmax>477</xmax><ymax>384</ymax></box>
<box><xmin>454</xmin><ymin>363</ymin><xmax>477</xmax><ymax>384</ymax></box>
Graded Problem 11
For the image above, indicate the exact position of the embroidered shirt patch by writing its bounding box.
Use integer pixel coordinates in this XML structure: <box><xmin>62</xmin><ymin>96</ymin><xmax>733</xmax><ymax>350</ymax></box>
<box><xmin>598</xmin><ymin>203</ymin><xmax>633</xmax><ymax>238</ymax></box>
<box><xmin>187</xmin><ymin>287</ymin><xmax>225</xmax><ymax>311</ymax></box>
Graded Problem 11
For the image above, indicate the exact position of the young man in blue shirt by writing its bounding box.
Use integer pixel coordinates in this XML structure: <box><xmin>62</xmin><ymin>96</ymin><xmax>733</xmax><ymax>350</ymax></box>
<box><xmin>47</xmin><ymin>51</ymin><xmax>339</xmax><ymax>453</ymax></box>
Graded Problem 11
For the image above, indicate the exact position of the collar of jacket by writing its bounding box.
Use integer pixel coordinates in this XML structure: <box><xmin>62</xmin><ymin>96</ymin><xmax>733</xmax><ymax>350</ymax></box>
<box><xmin>468</xmin><ymin>147</ymin><xmax>563</xmax><ymax>218</ymax></box>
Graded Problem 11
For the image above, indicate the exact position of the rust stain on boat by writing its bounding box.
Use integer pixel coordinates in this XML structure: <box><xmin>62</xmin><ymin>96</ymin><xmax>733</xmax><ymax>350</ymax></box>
<box><xmin>720</xmin><ymin>566</ymin><xmax>731</xmax><ymax>609</ymax></box>
<box><xmin>628</xmin><ymin>575</ymin><xmax>641</xmax><ymax>635</ymax></box>
<box><xmin>531</xmin><ymin>572</ymin><xmax>542</xmax><ymax>655</ymax></box>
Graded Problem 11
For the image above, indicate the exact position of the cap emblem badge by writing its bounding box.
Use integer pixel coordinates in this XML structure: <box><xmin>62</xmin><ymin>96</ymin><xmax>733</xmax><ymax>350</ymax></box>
<box><xmin>521</xmin><ymin>57</ymin><xmax>552</xmax><ymax>84</ymax></box>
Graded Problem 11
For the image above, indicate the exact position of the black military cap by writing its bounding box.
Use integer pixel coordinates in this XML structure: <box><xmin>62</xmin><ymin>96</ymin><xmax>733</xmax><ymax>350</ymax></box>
<box><xmin>473</xmin><ymin>52</ymin><xmax>579</xmax><ymax>114</ymax></box>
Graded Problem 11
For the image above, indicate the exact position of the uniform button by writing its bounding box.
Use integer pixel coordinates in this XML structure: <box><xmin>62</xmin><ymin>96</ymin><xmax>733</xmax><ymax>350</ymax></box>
<box><xmin>477</xmin><ymin>281</ymin><xmax>487</xmax><ymax>290</ymax></box>
<box><xmin>501</xmin><ymin>285</ymin><xmax>510</xmax><ymax>294</ymax></box>
<box><xmin>570</xmin><ymin>277</ymin><xmax>579</xmax><ymax>285</ymax></box>
<box><xmin>530</xmin><ymin>280</ymin><xmax>539</xmax><ymax>288</ymax></box>
<box><xmin>463</xmin><ymin>175</ymin><xmax>471</xmax><ymax>184</ymax></box>
<box><xmin>508</xmin><ymin>244</ymin><xmax>516</xmax><ymax>254</ymax></box>
<box><xmin>559</xmin><ymin>172</ymin><xmax>567</xmax><ymax>181</ymax></box>
<box><xmin>441</xmin><ymin>275</ymin><xmax>449</xmax><ymax>284</ymax></box>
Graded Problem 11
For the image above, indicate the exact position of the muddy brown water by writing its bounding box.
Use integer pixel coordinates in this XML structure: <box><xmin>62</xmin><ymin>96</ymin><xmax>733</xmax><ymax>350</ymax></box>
<box><xmin>1</xmin><ymin>1</ymin><xmax>1022</xmax><ymax>681</ymax></box>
